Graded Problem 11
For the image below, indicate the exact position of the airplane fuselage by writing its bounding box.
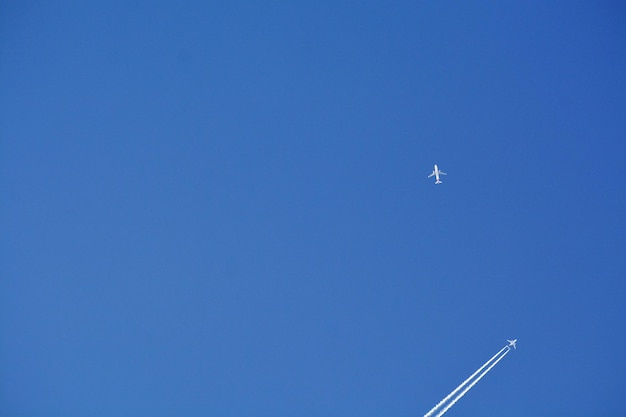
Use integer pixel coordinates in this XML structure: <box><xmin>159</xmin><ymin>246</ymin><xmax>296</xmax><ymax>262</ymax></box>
<box><xmin>434</xmin><ymin>165</ymin><xmax>442</xmax><ymax>184</ymax></box>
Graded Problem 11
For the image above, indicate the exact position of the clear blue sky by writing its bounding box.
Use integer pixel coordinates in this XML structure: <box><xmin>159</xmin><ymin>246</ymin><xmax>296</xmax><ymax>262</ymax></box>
<box><xmin>2</xmin><ymin>2</ymin><xmax>625</xmax><ymax>417</ymax></box>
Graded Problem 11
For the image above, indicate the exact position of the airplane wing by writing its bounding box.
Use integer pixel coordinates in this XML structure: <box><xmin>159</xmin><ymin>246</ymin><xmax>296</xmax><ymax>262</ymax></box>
<box><xmin>428</xmin><ymin>171</ymin><xmax>435</xmax><ymax>178</ymax></box>
<box><xmin>439</xmin><ymin>171</ymin><xmax>447</xmax><ymax>175</ymax></box>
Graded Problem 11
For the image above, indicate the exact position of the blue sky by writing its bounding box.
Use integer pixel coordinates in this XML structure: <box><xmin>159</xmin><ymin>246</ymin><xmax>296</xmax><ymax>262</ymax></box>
<box><xmin>1</xmin><ymin>2</ymin><xmax>625</xmax><ymax>417</ymax></box>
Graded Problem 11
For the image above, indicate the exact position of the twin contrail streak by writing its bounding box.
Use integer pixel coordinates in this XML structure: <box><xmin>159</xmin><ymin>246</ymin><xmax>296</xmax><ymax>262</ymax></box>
<box><xmin>432</xmin><ymin>347</ymin><xmax>510</xmax><ymax>417</ymax></box>
<box><xmin>423</xmin><ymin>346</ymin><xmax>508</xmax><ymax>417</ymax></box>
<box><xmin>424</xmin><ymin>344</ymin><xmax>511</xmax><ymax>417</ymax></box>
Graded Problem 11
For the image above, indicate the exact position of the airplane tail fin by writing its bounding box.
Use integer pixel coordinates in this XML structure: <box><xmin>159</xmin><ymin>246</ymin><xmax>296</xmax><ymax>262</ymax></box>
<box><xmin>435</xmin><ymin>180</ymin><xmax>442</xmax><ymax>184</ymax></box>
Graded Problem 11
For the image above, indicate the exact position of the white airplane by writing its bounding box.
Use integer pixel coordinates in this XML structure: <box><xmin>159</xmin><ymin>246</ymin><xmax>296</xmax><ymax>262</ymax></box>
<box><xmin>507</xmin><ymin>339</ymin><xmax>517</xmax><ymax>349</ymax></box>
<box><xmin>428</xmin><ymin>164</ymin><xmax>447</xmax><ymax>184</ymax></box>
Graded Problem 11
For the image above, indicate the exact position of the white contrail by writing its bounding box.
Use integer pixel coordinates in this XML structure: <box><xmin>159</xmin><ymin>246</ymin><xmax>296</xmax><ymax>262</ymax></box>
<box><xmin>433</xmin><ymin>347</ymin><xmax>510</xmax><ymax>417</ymax></box>
<box><xmin>423</xmin><ymin>346</ymin><xmax>508</xmax><ymax>417</ymax></box>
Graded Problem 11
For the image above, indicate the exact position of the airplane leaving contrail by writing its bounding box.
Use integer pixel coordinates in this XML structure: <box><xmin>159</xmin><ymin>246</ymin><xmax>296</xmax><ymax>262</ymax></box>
<box><xmin>423</xmin><ymin>346</ymin><xmax>509</xmax><ymax>417</ymax></box>
<box><xmin>432</xmin><ymin>347</ymin><xmax>510</xmax><ymax>417</ymax></box>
